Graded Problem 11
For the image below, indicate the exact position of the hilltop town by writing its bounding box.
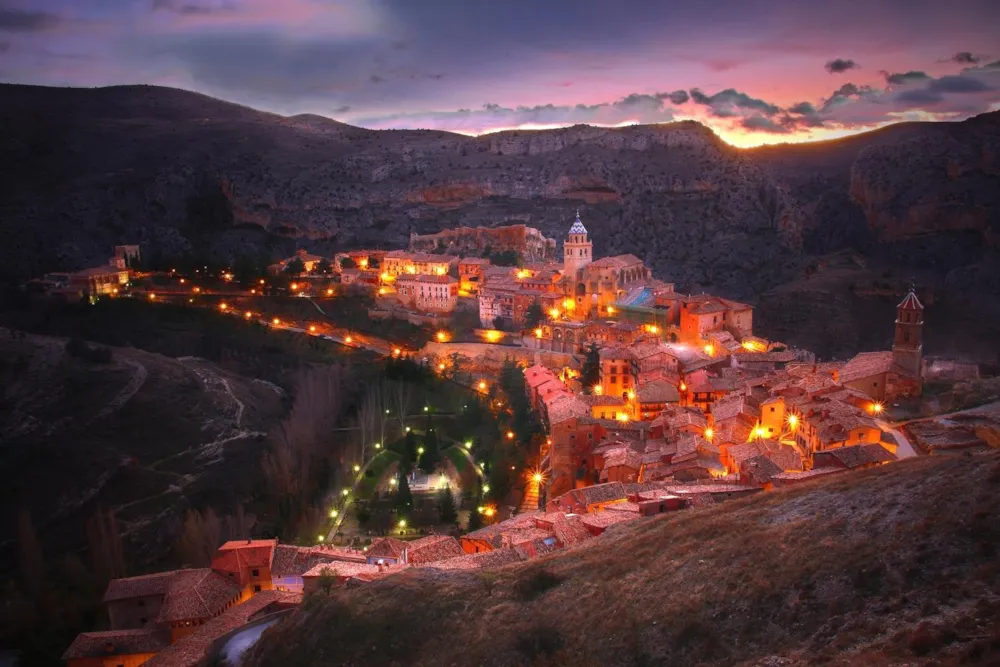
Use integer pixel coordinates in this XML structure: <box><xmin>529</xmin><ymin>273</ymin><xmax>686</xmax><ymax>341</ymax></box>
<box><xmin>29</xmin><ymin>213</ymin><xmax>999</xmax><ymax>667</ymax></box>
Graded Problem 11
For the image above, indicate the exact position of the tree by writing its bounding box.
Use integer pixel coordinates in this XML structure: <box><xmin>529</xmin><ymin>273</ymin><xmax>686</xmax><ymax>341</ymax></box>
<box><xmin>86</xmin><ymin>508</ymin><xmax>126</xmax><ymax>582</ymax></box>
<box><xmin>368</xmin><ymin>256</ymin><xmax>380</xmax><ymax>269</ymax></box>
<box><xmin>340</xmin><ymin>257</ymin><xmax>356</xmax><ymax>270</ymax></box>
<box><xmin>314</xmin><ymin>258</ymin><xmax>333</xmax><ymax>275</ymax></box>
<box><xmin>317</xmin><ymin>567</ymin><xmax>338</xmax><ymax>594</ymax></box>
<box><xmin>491</xmin><ymin>250</ymin><xmax>519</xmax><ymax>267</ymax></box>
<box><xmin>524</xmin><ymin>301</ymin><xmax>544</xmax><ymax>328</ymax></box>
<box><xmin>419</xmin><ymin>429</ymin><xmax>440</xmax><ymax>475</ymax></box>
<box><xmin>284</xmin><ymin>257</ymin><xmax>305</xmax><ymax>275</ymax></box>
<box><xmin>438</xmin><ymin>485</ymin><xmax>458</xmax><ymax>524</ymax></box>
<box><xmin>402</xmin><ymin>430</ymin><xmax>418</xmax><ymax>473</ymax></box>
<box><xmin>581</xmin><ymin>343</ymin><xmax>601</xmax><ymax>392</ymax></box>
<box><xmin>17</xmin><ymin>510</ymin><xmax>45</xmax><ymax>598</ymax></box>
<box><xmin>492</xmin><ymin>316</ymin><xmax>506</xmax><ymax>331</ymax></box>
<box><xmin>467</xmin><ymin>504</ymin><xmax>483</xmax><ymax>531</ymax></box>
<box><xmin>395</xmin><ymin>475</ymin><xmax>413</xmax><ymax>517</ymax></box>
<box><xmin>481</xmin><ymin>244</ymin><xmax>493</xmax><ymax>259</ymax></box>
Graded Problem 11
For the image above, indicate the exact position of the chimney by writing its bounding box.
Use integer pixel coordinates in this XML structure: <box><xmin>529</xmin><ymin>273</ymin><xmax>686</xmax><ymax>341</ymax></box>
<box><xmin>377</xmin><ymin>562</ymin><xmax>384</xmax><ymax>573</ymax></box>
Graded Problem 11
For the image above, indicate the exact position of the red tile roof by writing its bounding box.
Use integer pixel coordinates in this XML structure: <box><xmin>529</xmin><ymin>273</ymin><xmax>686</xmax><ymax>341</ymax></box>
<box><xmin>157</xmin><ymin>569</ymin><xmax>243</xmax><ymax>622</ymax></box>
<box><xmin>366</xmin><ymin>537</ymin><xmax>409</xmax><ymax>559</ymax></box>
<box><xmin>588</xmin><ymin>254</ymin><xmax>644</xmax><ymax>270</ymax></box>
<box><xmin>405</xmin><ymin>535</ymin><xmax>465</xmax><ymax>565</ymax></box>
<box><xmin>839</xmin><ymin>351</ymin><xmax>894</xmax><ymax>384</ymax></box>
<box><xmin>62</xmin><ymin>629</ymin><xmax>169</xmax><ymax>660</ymax></box>
<box><xmin>428</xmin><ymin>548</ymin><xmax>526</xmax><ymax>570</ymax></box>
<box><xmin>103</xmin><ymin>571</ymin><xmax>177</xmax><ymax>602</ymax></box>
<box><xmin>580</xmin><ymin>511</ymin><xmax>641</xmax><ymax>531</ymax></box>
<box><xmin>270</xmin><ymin>545</ymin><xmax>365</xmax><ymax>577</ymax></box>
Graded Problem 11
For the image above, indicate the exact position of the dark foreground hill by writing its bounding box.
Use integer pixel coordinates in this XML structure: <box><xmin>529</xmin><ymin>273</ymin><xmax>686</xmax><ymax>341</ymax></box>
<box><xmin>247</xmin><ymin>453</ymin><xmax>1000</xmax><ymax>667</ymax></box>
<box><xmin>2</xmin><ymin>84</ymin><xmax>999</xmax><ymax>358</ymax></box>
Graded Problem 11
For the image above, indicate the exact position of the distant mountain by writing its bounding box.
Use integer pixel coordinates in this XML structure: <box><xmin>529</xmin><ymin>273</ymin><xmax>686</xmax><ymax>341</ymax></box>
<box><xmin>1</xmin><ymin>84</ymin><xmax>998</xmax><ymax>356</ymax></box>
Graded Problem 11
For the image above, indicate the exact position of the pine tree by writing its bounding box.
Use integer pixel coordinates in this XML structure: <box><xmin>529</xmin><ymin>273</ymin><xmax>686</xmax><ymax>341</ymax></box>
<box><xmin>581</xmin><ymin>343</ymin><xmax>601</xmax><ymax>392</ymax></box>
<box><xmin>438</xmin><ymin>485</ymin><xmax>458</xmax><ymax>524</ymax></box>
<box><xmin>524</xmin><ymin>301</ymin><xmax>545</xmax><ymax>328</ymax></box>
<box><xmin>395</xmin><ymin>475</ymin><xmax>413</xmax><ymax>517</ymax></box>
<box><xmin>419</xmin><ymin>429</ymin><xmax>440</xmax><ymax>474</ymax></box>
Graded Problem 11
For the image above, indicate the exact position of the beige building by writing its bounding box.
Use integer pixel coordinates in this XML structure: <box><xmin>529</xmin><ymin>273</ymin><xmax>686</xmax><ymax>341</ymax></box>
<box><xmin>382</xmin><ymin>250</ymin><xmax>458</xmax><ymax>279</ymax></box>
<box><xmin>396</xmin><ymin>274</ymin><xmax>459</xmax><ymax>313</ymax></box>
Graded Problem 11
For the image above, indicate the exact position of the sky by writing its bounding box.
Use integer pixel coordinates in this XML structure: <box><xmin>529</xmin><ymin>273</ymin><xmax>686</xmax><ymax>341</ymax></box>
<box><xmin>1</xmin><ymin>0</ymin><xmax>999</xmax><ymax>147</ymax></box>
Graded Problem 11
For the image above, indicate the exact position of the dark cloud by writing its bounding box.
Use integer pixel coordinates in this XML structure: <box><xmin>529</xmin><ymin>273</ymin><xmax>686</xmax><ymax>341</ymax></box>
<box><xmin>333</xmin><ymin>105</ymin><xmax>351</xmax><ymax>114</ymax></box>
<box><xmin>151</xmin><ymin>0</ymin><xmax>236</xmax><ymax>15</ymax></box>
<box><xmin>369</xmin><ymin>74</ymin><xmax>385</xmax><ymax>83</ymax></box>
<box><xmin>787</xmin><ymin>101</ymin><xmax>817</xmax><ymax>115</ymax></box>
<box><xmin>927</xmin><ymin>74</ymin><xmax>993</xmax><ymax>93</ymax></box>
<box><xmin>882</xmin><ymin>70</ymin><xmax>930</xmax><ymax>85</ymax></box>
<box><xmin>689</xmin><ymin>87</ymin><xmax>780</xmax><ymax>117</ymax></box>
<box><xmin>0</xmin><ymin>7</ymin><xmax>61</xmax><ymax>32</ymax></box>
<box><xmin>825</xmin><ymin>58</ymin><xmax>859</xmax><ymax>74</ymax></box>
<box><xmin>951</xmin><ymin>52</ymin><xmax>980</xmax><ymax>64</ymax></box>
<box><xmin>894</xmin><ymin>88</ymin><xmax>944</xmax><ymax>105</ymax></box>
<box><xmin>741</xmin><ymin>114</ymin><xmax>790</xmax><ymax>133</ymax></box>
<box><xmin>662</xmin><ymin>89</ymin><xmax>689</xmax><ymax>105</ymax></box>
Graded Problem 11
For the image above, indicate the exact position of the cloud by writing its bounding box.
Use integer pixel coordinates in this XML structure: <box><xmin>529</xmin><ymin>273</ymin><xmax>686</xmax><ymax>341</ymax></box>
<box><xmin>927</xmin><ymin>74</ymin><xmax>993</xmax><ymax>93</ymax></box>
<box><xmin>333</xmin><ymin>105</ymin><xmax>351</xmax><ymax>114</ymax></box>
<box><xmin>951</xmin><ymin>51</ymin><xmax>980</xmax><ymax>64</ymax></box>
<box><xmin>825</xmin><ymin>58</ymin><xmax>859</xmax><ymax>74</ymax></box>
<box><xmin>663</xmin><ymin>89</ymin><xmax>689</xmax><ymax>105</ymax></box>
<box><xmin>151</xmin><ymin>0</ymin><xmax>238</xmax><ymax>15</ymax></box>
<box><xmin>689</xmin><ymin>87</ymin><xmax>780</xmax><ymax>117</ymax></box>
<box><xmin>787</xmin><ymin>101</ymin><xmax>817</xmax><ymax>115</ymax></box>
<box><xmin>882</xmin><ymin>70</ymin><xmax>930</xmax><ymax>85</ymax></box>
<box><xmin>0</xmin><ymin>7</ymin><xmax>61</xmax><ymax>32</ymax></box>
<box><xmin>741</xmin><ymin>114</ymin><xmax>790</xmax><ymax>133</ymax></box>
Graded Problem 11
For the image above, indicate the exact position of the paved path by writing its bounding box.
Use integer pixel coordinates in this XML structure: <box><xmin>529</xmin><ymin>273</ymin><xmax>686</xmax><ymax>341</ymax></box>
<box><xmin>877</xmin><ymin>419</ymin><xmax>918</xmax><ymax>458</ymax></box>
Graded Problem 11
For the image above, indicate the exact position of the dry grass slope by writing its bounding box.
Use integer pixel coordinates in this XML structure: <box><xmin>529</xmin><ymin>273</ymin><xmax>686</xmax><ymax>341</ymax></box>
<box><xmin>247</xmin><ymin>453</ymin><xmax>1000</xmax><ymax>667</ymax></box>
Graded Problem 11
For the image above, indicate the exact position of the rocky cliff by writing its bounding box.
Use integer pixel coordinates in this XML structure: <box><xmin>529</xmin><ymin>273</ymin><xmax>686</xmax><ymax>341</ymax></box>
<box><xmin>2</xmin><ymin>84</ymin><xmax>998</xmax><ymax>357</ymax></box>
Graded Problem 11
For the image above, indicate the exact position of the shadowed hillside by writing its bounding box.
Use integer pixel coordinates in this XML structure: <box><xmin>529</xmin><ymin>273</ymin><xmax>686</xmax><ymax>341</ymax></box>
<box><xmin>247</xmin><ymin>454</ymin><xmax>1000</xmax><ymax>667</ymax></box>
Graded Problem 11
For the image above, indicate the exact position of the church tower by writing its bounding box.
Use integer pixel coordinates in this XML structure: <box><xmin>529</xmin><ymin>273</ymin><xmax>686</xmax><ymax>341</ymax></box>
<box><xmin>563</xmin><ymin>210</ymin><xmax>592</xmax><ymax>279</ymax></box>
<box><xmin>892</xmin><ymin>282</ymin><xmax>924</xmax><ymax>379</ymax></box>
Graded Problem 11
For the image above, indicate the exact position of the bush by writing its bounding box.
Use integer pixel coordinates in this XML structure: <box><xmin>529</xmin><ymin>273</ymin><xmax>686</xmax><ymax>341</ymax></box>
<box><xmin>516</xmin><ymin>568</ymin><xmax>563</xmax><ymax>601</ymax></box>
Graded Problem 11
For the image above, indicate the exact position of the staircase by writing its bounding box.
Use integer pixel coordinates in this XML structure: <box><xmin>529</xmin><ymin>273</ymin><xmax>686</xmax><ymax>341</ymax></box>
<box><xmin>519</xmin><ymin>481</ymin><xmax>541</xmax><ymax>514</ymax></box>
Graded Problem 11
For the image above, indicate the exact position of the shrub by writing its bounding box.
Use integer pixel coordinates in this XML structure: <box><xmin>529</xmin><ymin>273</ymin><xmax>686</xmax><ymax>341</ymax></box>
<box><xmin>65</xmin><ymin>338</ymin><xmax>113</xmax><ymax>363</ymax></box>
<box><xmin>516</xmin><ymin>568</ymin><xmax>563</xmax><ymax>601</ymax></box>
<box><xmin>515</xmin><ymin>625</ymin><xmax>564</xmax><ymax>661</ymax></box>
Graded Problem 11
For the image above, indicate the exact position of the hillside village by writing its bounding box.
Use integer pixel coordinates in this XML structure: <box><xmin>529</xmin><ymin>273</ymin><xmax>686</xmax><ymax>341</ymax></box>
<box><xmin>42</xmin><ymin>213</ymin><xmax>996</xmax><ymax>667</ymax></box>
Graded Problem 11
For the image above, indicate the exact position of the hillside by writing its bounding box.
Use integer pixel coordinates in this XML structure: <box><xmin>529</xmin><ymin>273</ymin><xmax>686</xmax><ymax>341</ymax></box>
<box><xmin>1</xmin><ymin>84</ymin><xmax>999</xmax><ymax>357</ymax></box>
<box><xmin>0</xmin><ymin>329</ymin><xmax>286</xmax><ymax>572</ymax></box>
<box><xmin>247</xmin><ymin>454</ymin><xmax>1000</xmax><ymax>667</ymax></box>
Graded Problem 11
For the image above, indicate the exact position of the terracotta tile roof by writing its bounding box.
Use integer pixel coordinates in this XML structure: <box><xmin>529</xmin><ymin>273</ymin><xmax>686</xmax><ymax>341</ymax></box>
<box><xmin>62</xmin><ymin>629</ymin><xmax>169</xmax><ymax>660</ymax></box>
<box><xmin>637</xmin><ymin>380</ymin><xmax>680</xmax><ymax>404</ymax></box>
<box><xmin>142</xmin><ymin>591</ymin><xmax>300</xmax><ymax>667</ymax></box>
<box><xmin>405</xmin><ymin>535</ymin><xmax>465</xmax><ymax>565</ymax></box>
<box><xmin>664</xmin><ymin>483</ymin><xmax>760</xmax><ymax>495</ymax></box>
<box><xmin>545</xmin><ymin>395</ymin><xmax>590</xmax><ymax>425</ymax></box>
<box><xmin>385</xmin><ymin>250</ymin><xmax>459</xmax><ymax>263</ymax></box>
<box><xmin>741</xmin><ymin>455</ymin><xmax>783</xmax><ymax>484</ymax></box>
<box><xmin>302</xmin><ymin>562</ymin><xmax>403</xmax><ymax>580</ymax></box>
<box><xmin>599</xmin><ymin>345</ymin><xmax>634</xmax><ymax>360</ymax></box>
<box><xmin>817</xmin><ymin>443</ymin><xmax>896</xmax><ymax>468</ymax></box>
<box><xmin>575</xmin><ymin>482</ymin><xmax>628</xmax><ymax>506</ymax></box>
<box><xmin>733</xmin><ymin>350</ymin><xmax>798</xmax><ymax>363</ymax></box>
<box><xmin>459</xmin><ymin>257</ymin><xmax>491</xmax><ymax>265</ymax></box>
<box><xmin>711</xmin><ymin>395</ymin><xmax>759</xmax><ymax>423</ymax></box>
<box><xmin>366</xmin><ymin>537</ymin><xmax>409</xmax><ymax>559</ymax></box>
<box><xmin>588</xmin><ymin>254</ymin><xmax>644</xmax><ymax>270</ymax></box>
<box><xmin>103</xmin><ymin>571</ymin><xmax>177</xmax><ymax>602</ymax></box>
<box><xmin>578</xmin><ymin>394</ymin><xmax>626</xmax><ymax>406</ymax></box>
<box><xmin>551</xmin><ymin>515</ymin><xmax>593</xmax><ymax>546</ymax></box>
<box><xmin>839</xmin><ymin>351</ymin><xmax>894</xmax><ymax>384</ymax></box>
<box><xmin>271</xmin><ymin>545</ymin><xmax>365</xmax><ymax>577</ymax></box>
<box><xmin>157</xmin><ymin>569</ymin><xmax>243</xmax><ymax>622</ymax></box>
<box><xmin>603</xmin><ymin>448</ymin><xmax>642</xmax><ymax>471</ymax></box>
<box><xmin>396</xmin><ymin>273</ymin><xmax>457</xmax><ymax>284</ymax></box>
<box><xmin>604</xmin><ymin>501</ymin><xmax>641</xmax><ymax>513</ymax></box>
<box><xmin>428</xmin><ymin>548</ymin><xmax>526</xmax><ymax>571</ymax></box>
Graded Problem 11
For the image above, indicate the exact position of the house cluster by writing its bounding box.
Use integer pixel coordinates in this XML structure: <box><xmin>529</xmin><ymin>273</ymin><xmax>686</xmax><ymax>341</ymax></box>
<box><xmin>515</xmin><ymin>214</ymin><xmax>925</xmax><ymax>501</ymax></box>
<box><xmin>61</xmin><ymin>534</ymin><xmax>498</xmax><ymax>667</ymax></box>
<box><xmin>27</xmin><ymin>245</ymin><xmax>139</xmax><ymax>301</ymax></box>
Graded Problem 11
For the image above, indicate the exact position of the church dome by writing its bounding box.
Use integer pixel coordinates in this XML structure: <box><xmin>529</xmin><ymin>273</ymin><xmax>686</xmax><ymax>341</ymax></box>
<box><xmin>568</xmin><ymin>210</ymin><xmax>587</xmax><ymax>235</ymax></box>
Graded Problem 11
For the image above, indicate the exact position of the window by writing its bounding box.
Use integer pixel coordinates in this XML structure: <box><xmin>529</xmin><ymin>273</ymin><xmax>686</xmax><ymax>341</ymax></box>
<box><xmin>251</xmin><ymin>568</ymin><xmax>260</xmax><ymax>577</ymax></box>
<box><xmin>770</xmin><ymin>407</ymin><xmax>775</xmax><ymax>412</ymax></box>
<box><xmin>254</xmin><ymin>585</ymin><xmax>262</xmax><ymax>593</ymax></box>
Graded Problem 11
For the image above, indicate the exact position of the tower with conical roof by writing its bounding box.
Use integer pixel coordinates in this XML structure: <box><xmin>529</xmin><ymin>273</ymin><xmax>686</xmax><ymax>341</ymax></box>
<box><xmin>563</xmin><ymin>210</ymin><xmax>592</xmax><ymax>279</ymax></box>
<box><xmin>892</xmin><ymin>281</ymin><xmax>924</xmax><ymax>379</ymax></box>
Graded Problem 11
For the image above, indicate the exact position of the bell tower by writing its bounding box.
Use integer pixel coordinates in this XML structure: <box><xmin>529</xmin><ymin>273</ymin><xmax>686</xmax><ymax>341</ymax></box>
<box><xmin>892</xmin><ymin>281</ymin><xmax>923</xmax><ymax>379</ymax></box>
<box><xmin>563</xmin><ymin>210</ymin><xmax>592</xmax><ymax>279</ymax></box>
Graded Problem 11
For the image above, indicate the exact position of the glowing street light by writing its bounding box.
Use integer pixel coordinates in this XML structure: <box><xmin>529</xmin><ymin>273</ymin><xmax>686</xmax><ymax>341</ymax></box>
<box><xmin>549</xmin><ymin>308</ymin><xmax>560</xmax><ymax>319</ymax></box>
<box><xmin>436</xmin><ymin>330</ymin><xmax>448</xmax><ymax>342</ymax></box>
<box><xmin>329</xmin><ymin>509</ymin><xmax>338</xmax><ymax>518</ymax></box>
<box><xmin>309</xmin><ymin>324</ymin><xmax>317</xmax><ymax>333</ymax></box>
<box><xmin>374</xmin><ymin>442</ymin><xmax>382</xmax><ymax>449</ymax></box>
<box><xmin>464</xmin><ymin>440</ymin><xmax>472</xmax><ymax>449</ymax></box>
<box><xmin>871</xmin><ymin>402</ymin><xmax>884</xmax><ymax>415</ymax></box>
<box><xmin>478</xmin><ymin>380</ymin><xmax>488</xmax><ymax>392</ymax></box>
<box><xmin>326</xmin><ymin>288</ymin><xmax>334</xmax><ymax>296</ymax></box>
<box><xmin>506</xmin><ymin>431</ymin><xmax>515</xmax><ymax>440</ymax></box>
<box><xmin>417</xmin><ymin>446</ymin><xmax>425</xmax><ymax>455</ymax></box>
<box><xmin>593</xmin><ymin>385</ymin><xmax>603</xmax><ymax>395</ymax></box>
<box><xmin>704</xmin><ymin>344</ymin><xmax>715</xmax><ymax>356</ymax></box>
<box><xmin>353</xmin><ymin>464</ymin><xmax>361</xmax><ymax>473</ymax></box>
<box><xmin>317</xmin><ymin>535</ymin><xmax>325</xmax><ymax>542</ymax></box>
<box><xmin>532</xmin><ymin>472</ymin><xmax>543</xmax><ymax>483</ymax></box>
<box><xmin>393</xmin><ymin>347</ymin><xmax>402</xmax><ymax>357</ymax></box>
<box><xmin>244</xmin><ymin>311</ymin><xmax>252</xmax><ymax>320</ymax></box>
<box><xmin>290</xmin><ymin>282</ymin><xmax>298</xmax><ymax>291</ymax></box>
<box><xmin>423</xmin><ymin>406</ymin><xmax>429</xmax><ymax>412</ymax></box>
<box><xmin>398</xmin><ymin>519</ymin><xmax>407</xmax><ymax>528</ymax></box>
<box><xmin>345</xmin><ymin>335</ymin><xmax>353</xmax><ymax>344</ymax></box>
<box><xmin>219</xmin><ymin>302</ymin><xmax>229</xmax><ymax>311</ymax></box>
<box><xmin>787</xmin><ymin>414</ymin><xmax>799</xmax><ymax>430</ymax></box>
<box><xmin>148</xmin><ymin>293</ymin><xmax>156</xmax><ymax>300</ymax></box>
<box><xmin>389</xmin><ymin>477</ymin><xmax>398</xmax><ymax>487</ymax></box>
<box><xmin>341</xmin><ymin>488</ymin><xmax>350</xmax><ymax>497</ymax></box>
<box><xmin>704</xmin><ymin>427</ymin><xmax>714</xmax><ymax>440</ymax></box>
<box><xmin>482</xmin><ymin>484</ymin><xmax>490</xmax><ymax>493</ymax></box>
<box><xmin>272</xmin><ymin>317</ymin><xmax>281</xmax><ymax>325</ymax></box>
